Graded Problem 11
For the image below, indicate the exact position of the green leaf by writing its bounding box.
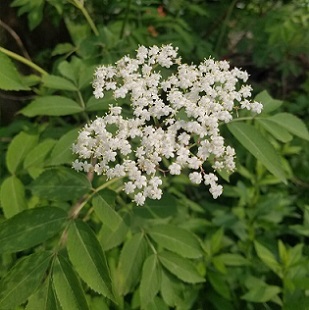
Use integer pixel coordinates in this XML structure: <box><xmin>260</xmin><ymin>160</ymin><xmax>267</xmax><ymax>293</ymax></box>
<box><xmin>48</xmin><ymin>128</ymin><xmax>79</xmax><ymax>166</ymax></box>
<box><xmin>22</xmin><ymin>74</ymin><xmax>41</xmax><ymax>87</ymax></box>
<box><xmin>255</xmin><ymin>90</ymin><xmax>282</xmax><ymax>114</ymax></box>
<box><xmin>140</xmin><ymin>255</ymin><xmax>161</xmax><ymax>309</ymax></box>
<box><xmin>42</xmin><ymin>75</ymin><xmax>78</xmax><ymax>91</ymax></box>
<box><xmin>89</xmin><ymin>296</ymin><xmax>110</xmax><ymax>310</ymax></box>
<box><xmin>85</xmin><ymin>94</ymin><xmax>113</xmax><ymax>112</ymax></box>
<box><xmin>215</xmin><ymin>253</ymin><xmax>249</xmax><ymax>266</ymax></box>
<box><xmin>148</xmin><ymin>224</ymin><xmax>203</xmax><ymax>259</ymax></box>
<box><xmin>278</xmin><ymin>243</ymin><xmax>303</xmax><ymax>272</ymax></box>
<box><xmin>0</xmin><ymin>52</ymin><xmax>30</xmax><ymax>91</ymax></box>
<box><xmin>58</xmin><ymin>60</ymin><xmax>77</xmax><ymax>83</ymax></box>
<box><xmin>160</xmin><ymin>270</ymin><xmax>181</xmax><ymax>307</ymax></box>
<box><xmin>0</xmin><ymin>207</ymin><xmax>68</xmax><ymax>253</ymax></box>
<box><xmin>242</xmin><ymin>284</ymin><xmax>281</xmax><ymax>303</ymax></box>
<box><xmin>52</xmin><ymin>43</ymin><xmax>75</xmax><ymax>56</ymax></box>
<box><xmin>204</xmin><ymin>228</ymin><xmax>225</xmax><ymax>257</ymax></box>
<box><xmin>6</xmin><ymin>131</ymin><xmax>38</xmax><ymax>174</ymax></box>
<box><xmin>208</xmin><ymin>271</ymin><xmax>231</xmax><ymax>300</ymax></box>
<box><xmin>278</xmin><ymin>240</ymin><xmax>289</xmax><ymax>267</ymax></box>
<box><xmin>142</xmin><ymin>296</ymin><xmax>169</xmax><ymax>310</ymax></box>
<box><xmin>26</xmin><ymin>276</ymin><xmax>60</xmax><ymax>310</ymax></box>
<box><xmin>93</xmin><ymin>193</ymin><xmax>123</xmax><ymax>229</ymax></box>
<box><xmin>117</xmin><ymin>232</ymin><xmax>148</xmax><ymax>295</ymax></box>
<box><xmin>20</xmin><ymin>96</ymin><xmax>83</xmax><ymax>117</ymax></box>
<box><xmin>158</xmin><ymin>251</ymin><xmax>205</xmax><ymax>284</ymax></box>
<box><xmin>212</xmin><ymin>256</ymin><xmax>227</xmax><ymax>274</ymax></box>
<box><xmin>0</xmin><ymin>176</ymin><xmax>27</xmax><ymax>218</ymax></box>
<box><xmin>30</xmin><ymin>167</ymin><xmax>92</xmax><ymax>201</ymax></box>
<box><xmin>52</xmin><ymin>255</ymin><xmax>89</xmax><ymax>310</ymax></box>
<box><xmin>57</xmin><ymin>57</ymin><xmax>94</xmax><ymax>89</ymax></box>
<box><xmin>267</xmin><ymin>113</ymin><xmax>309</xmax><ymax>141</ymax></box>
<box><xmin>288</xmin><ymin>244</ymin><xmax>303</xmax><ymax>267</ymax></box>
<box><xmin>136</xmin><ymin>193</ymin><xmax>178</xmax><ymax>219</ymax></box>
<box><xmin>67</xmin><ymin>220</ymin><xmax>114</xmax><ymax>300</ymax></box>
<box><xmin>281</xmin><ymin>290</ymin><xmax>309</xmax><ymax>309</ymax></box>
<box><xmin>24</xmin><ymin>139</ymin><xmax>56</xmax><ymax>170</ymax></box>
<box><xmin>98</xmin><ymin>220</ymin><xmax>129</xmax><ymax>251</ymax></box>
<box><xmin>254</xmin><ymin>241</ymin><xmax>281</xmax><ymax>276</ymax></box>
<box><xmin>93</xmin><ymin>194</ymin><xmax>128</xmax><ymax>250</ymax></box>
<box><xmin>257</xmin><ymin>119</ymin><xmax>293</xmax><ymax>143</ymax></box>
<box><xmin>0</xmin><ymin>252</ymin><xmax>52</xmax><ymax>309</ymax></box>
<box><xmin>11</xmin><ymin>0</ymin><xmax>44</xmax><ymax>30</ymax></box>
<box><xmin>227</xmin><ymin>122</ymin><xmax>287</xmax><ymax>183</ymax></box>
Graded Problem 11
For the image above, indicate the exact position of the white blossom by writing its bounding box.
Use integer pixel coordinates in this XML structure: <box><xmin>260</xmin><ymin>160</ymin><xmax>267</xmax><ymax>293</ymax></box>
<box><xmin>72</xmin><ymin>44</ymin><xmax>262</xmax><ymax>205</ymax></box>
<box><xmin>189</xmin><ymin>172</ymin><xmax>202</xmax><ymax>184</ymax></box>
<box><xmin>169</xmin><ymin>163</ymin><xmax>181</xmax><ymax>175</ymax></box>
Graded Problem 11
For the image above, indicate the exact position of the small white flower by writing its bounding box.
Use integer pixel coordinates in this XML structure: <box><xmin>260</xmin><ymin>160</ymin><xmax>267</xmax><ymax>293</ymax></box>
<box><xmin>209</xmin><ymin>184</ymin><xmax>223</xmax><ymax>199</ymax></box>
<box><xmin>134</xmin><ymin>192</ymin><xmax>146</xmax><ymax>206</ymax></box>
<box><xmin>169</xmin><ymin>163</ymin><xmax>181</xmax><ymax>175</ymax></box>
<box><xmin>124</xmin><ymin>181</ymin><xmax>136</xmax><ymax>194</ymax></box>
<box><xmin>204</xmin><ymin>173</ymin><xmax>218</xmax><ymax>185</ymax></box>
<box><xmin>72</xmin><ymin>159</ymin><xmax>84</xmax><ymax>172</ymax></box>
<box><xmin>187</xmin><ymin>157</ymin><xmax>202</xmax><ymax>170</ymax></box>
<box><xmin>251</xmin><ymin>101</ymin><xmax>263</xmax><ymax>114</ymax></box>
<box><xmin>189</xmin><ymin>172</ymin><xmax>202</xmax><ymax>184</ymax></box>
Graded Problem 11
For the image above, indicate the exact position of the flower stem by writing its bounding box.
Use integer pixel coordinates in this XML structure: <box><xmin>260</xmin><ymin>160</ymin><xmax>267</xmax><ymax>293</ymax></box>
<box><xmin>79</xmin><ymin>4</ymin><xmax>99</xmax><ymax>36</ymax></box>
<box><xmin>120</xmin><ymin>0</ymin><xmax>132</xmax><ymax>39</ymax></box>
<box><xmin>70</xmin><ymin>0</ymin><xmax>99</xmax><ymax>36</ymax></box>
<box><xmin>0</xmin><ymin>20</ymin><xmax>31</xmax><ymax>61</ymax></box>
<box><xmin>94</xmin><ymin>177</ymin><xmax>123</xmax><ymax>194</ymax></box>
<box><xmin>214</xmin><ymin>0</ymin><xmax>237</xmax><ymax>55</ymax></box>
<box><xmin>0</xmin><ymin>46</ymin><xmax>48</xmax><ymax>76</ymax></box>
<box><xmin>69</xmin><ymin>177</ymin><xmax>122</xmax><ymax>219</ymax></box>
<box><xmin>229</xmin><ymin>116</ymin><xmax>261</xmax><ymax>123</ymax></box>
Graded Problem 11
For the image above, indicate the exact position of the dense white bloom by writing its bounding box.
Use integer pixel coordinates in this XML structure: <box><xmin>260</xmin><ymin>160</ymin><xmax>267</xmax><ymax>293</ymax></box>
<box><xmin>73</xmin><ymin>44</ymin><xmax>262</xmax><ymax>205</ymax></box>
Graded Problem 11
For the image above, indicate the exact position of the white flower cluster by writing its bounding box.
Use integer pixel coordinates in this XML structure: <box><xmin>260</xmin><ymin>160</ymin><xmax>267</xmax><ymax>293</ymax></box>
<box><xmin>72</xmin><ymin>45</ymin><xmax>262</xmax><ymax>206</ymax></box>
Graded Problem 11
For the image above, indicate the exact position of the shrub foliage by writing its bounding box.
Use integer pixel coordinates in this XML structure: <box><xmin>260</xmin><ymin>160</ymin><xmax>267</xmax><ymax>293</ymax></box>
<box><xmin>0</xmin><ymin>1</ymin><xmax>309</xmax><ymax>309</ymax></box>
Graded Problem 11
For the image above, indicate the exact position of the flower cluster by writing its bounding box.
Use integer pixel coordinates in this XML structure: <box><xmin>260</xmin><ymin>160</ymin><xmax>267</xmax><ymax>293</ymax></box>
<box><xmin>72</xmin><ymin>44</ymin><xmax>262</xmax><ymax>205</ymax></box>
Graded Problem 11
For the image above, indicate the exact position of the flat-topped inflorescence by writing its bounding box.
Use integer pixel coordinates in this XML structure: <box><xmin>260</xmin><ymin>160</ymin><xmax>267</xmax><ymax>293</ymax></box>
<box><xmin>72</xmin><ymin>44</ymin><xmax>263</xmax><ymax>205</ymax></box>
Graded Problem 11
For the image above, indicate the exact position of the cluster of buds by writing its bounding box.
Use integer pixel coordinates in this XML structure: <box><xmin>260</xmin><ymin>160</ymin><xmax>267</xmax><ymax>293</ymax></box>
<box><xmin>72</xmin><ymin>45</ymin><xmax>262</xmax><ymax>205</ymax></box>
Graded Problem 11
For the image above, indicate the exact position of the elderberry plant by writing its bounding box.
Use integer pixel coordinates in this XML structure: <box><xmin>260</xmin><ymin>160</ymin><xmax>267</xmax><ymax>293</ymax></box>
<box><xmin>72</xmin><ymin>45</ymin><xmax>263</xmax><ymax>205</ymax></box>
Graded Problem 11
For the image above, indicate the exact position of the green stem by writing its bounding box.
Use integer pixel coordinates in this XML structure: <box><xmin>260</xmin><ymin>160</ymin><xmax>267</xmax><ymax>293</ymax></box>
<box><xmin>79</xmin><ymin>4</ymin><xmax>99</xmax><ymax>36</ymax></box>
<box><xmin>120</xmin><ymin>0</ymin><xmax>132</xmax><ymax>39</ymax></box>
<box><xmin>214</xmin><ymin>0</ymin><xmax>237</xmax><ymax>55</ymax></box>
<box><xmin>69</xmin><ymin>177</ymin><xmax>122</xmax><ymax>219</ymax></box>
<box><xmin>228</xmin><ymin>116</ymin><xmax>261</xmax><ymax>123</ymax></box>
<box><xmin>70</xmin><ymin>0</ymin><xmax>99</xmax><ymax>36</ymax></box>
<box><xmin>77</xmin><ymin>90</ymin><xmax>85</xmax><ymax>109</ymax></box>
<box><xmin>77</xmin><ymin>90</ymin><xmax>89</xmax><ymax>122</ymax></box>
<box><xmin>0</xmin><ymin>46</ymin><xmax>48</xmax><ymax>76</ymax></box>
<box><xmin>94</xmin><ymin>177</ymin><xmax>122</xmax><ymax>193</ymax></box>
<box><xmin>144</xmin><ymin>234</ymin><xmax>157</xmax><ymax>254</ymax></box>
